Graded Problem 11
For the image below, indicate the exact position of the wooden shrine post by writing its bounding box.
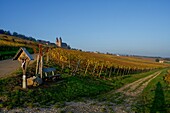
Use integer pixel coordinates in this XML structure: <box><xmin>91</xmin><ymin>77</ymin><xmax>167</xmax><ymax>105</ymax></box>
<box><xmin>13</xmin><ymin>47</ymin><xmax>34</xmax><ymax>89</ymax></box>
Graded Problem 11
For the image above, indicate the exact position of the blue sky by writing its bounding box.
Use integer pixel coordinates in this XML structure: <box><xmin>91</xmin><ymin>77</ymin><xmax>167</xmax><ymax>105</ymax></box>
<box><xmin>1</xmin><ymin>0</ymin><xmax>170</xmax><ymax>57</ymax></box>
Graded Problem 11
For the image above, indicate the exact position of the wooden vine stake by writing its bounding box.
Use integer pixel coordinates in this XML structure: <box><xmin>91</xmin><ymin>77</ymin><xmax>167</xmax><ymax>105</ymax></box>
<box><xmin>109</xmin><ymin>67</ymin><xmax>112</xmax><ymax>78</ymax></box>
<box><xmin>92</xmin><ymin>62</ymin><xmax>97</xmax><ymax>76</ymax></box>
<box><xmin>13</xmin><ymin>47</ymin><xmax>34</xmax><ymax>89</ymax></box>
<box><xmin>84</xmin><ymin>60</ymin><xmax>90</xmax><ymax>75</ymax></box>
<box><xmin>98</xmin><ymin>63</ymin><xmax>104</xmax><ymax>77</ymax></box>
<box><xmin>72</xmin><ymin>59</ymin><xmax>81</xmax><ymax>76</ymax></box>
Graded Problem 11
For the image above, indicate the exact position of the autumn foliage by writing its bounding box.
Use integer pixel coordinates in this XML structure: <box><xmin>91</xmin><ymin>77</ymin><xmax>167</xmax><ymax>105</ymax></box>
<box><xmin>48</xmin><ymin>48</ymin><xmax>169</xmax><ymax>78</ymax></box>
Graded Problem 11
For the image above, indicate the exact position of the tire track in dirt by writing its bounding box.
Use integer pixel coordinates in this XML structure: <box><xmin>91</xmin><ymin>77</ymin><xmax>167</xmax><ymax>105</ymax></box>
<box><xmin>113</xmin><ymin>71</ymin><xmax>162</xmax><ymax>113</ymax></box>
<box><xmin>116</xmin><ymin>71</ymin><xmax>161</xmax><ymax>96</ymax></box>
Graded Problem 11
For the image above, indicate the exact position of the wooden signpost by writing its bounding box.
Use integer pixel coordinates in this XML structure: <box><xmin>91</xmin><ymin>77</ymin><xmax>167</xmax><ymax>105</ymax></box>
<box><xmin>13</xmin><ymin>47</ymin><xmax>34</xmax><ymax>89</ymax></box>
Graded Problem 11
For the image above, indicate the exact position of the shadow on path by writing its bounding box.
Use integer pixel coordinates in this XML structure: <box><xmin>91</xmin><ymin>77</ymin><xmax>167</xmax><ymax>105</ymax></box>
<box><xmin>150</xmin><ymin>82</ymin><xmax>167</xmax><ymax>113</ymax></box>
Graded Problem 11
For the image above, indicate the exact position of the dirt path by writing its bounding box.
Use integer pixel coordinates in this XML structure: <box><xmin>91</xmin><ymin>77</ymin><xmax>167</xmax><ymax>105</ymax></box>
<box><xmin>0</xmin><ymin>54</ymin><xmax>37</xmax><ymax>78</ymax></box>
<box><xmin>112</xmin><ymin>71</ymin><xmax>162</xmax><ymax>112</ymax></box>
<box><xmin>117</xmin><ymin>71</ymin><xmax>161</xmax><ymax>96</ymax></box>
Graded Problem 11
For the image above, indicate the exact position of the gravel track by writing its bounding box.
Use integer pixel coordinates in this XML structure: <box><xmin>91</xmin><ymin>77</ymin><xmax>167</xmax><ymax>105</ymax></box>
<box><xmin>117</xmin><ymin>71</ymin><xmax>161</xmax><ymax>96</ymax></box>
<box><xmin>113</xmin><ymin>71</ymin><xmax>162</xmax><ymax>112</ymax></box>
<box><xmin>0</xmin><ymin>54</ymin><xmax>37</xmax><ymax>78</ymax></box>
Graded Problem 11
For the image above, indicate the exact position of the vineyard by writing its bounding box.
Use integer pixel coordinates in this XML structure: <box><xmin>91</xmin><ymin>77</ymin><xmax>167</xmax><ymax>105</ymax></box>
<box><xmin>47</xmin><ymin>48</ymin><xmax>169</xmax><ymax>79</ymax></box>
<box><xmin>165</xmin><ymin>70</ymin><xmax>170</xmax><ymax>84</ymax></box>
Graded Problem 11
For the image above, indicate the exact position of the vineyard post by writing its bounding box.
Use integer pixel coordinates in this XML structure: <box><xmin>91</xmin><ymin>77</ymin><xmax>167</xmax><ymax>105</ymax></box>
<box><xmin>61</xmin><ymin>62</ymin><xmax>65</xmax><ymax>73</ymax></box>
<box><xmin>124</xmin><ymin>67</ymin><xmax>128</xmax><ymax>75</ymax></box>
<box><xmin>113</xmin><ymin>66</ymin><xmax>116</xmax><ymax>76</ymax></box>
<box><xmin>58</xmin><ymin>49</ymin><xmax>60</xmax><ymax>64</ymax></box>
<box><xmin>127</xmin><ymin>67</ymin><xmax>130</xmax><ymax>75</ymax></box>
<box><xmin>76</xmin><ymin>59</ymin><xmax>81</xmax><ymax>72</ymax></box>
<box><xmin>92</xmin><ymin>62</ymin><xmax>97</xmax><ymax>76</ymax></box>
<box><xmin>73</xmin><ymin>59</ymin><xmax>81</xmax><ymax>75</ymax></box>
<box><xmin>133</xmin><ymin>67</ymin><xmax>136</xmax><ymax>74</ymax></box>
<box><xmin>109</xmin><ymin>67</ymin><xmax>112</xmax><ymax>78</ymax></box>
<box><xmin>85</xmin><ymin>60</ymin><xmax>90</xmax><ymax>75</ymax></box>
<box><xmin>122</xmin><ymin>67</ymin><xmax>126</xmax><ymax>76</ymax></box>
<box><xmin>127</xmin><ymin>67</ymin><xmax>131</xmax><ymax>75</ymax></box>
<box><xmin>116</xmin><ymin>67</ymin><xmax>120</xmax><ymax>76</ymax></box>
<box><xmin>119</xmin><ymin>67</ymin><xmax>122</xmax><ymax>76</ymax></box>
<box><xmin>99</xmin><ymin>63</ymin><xmax>104</xmax><ymax>77</ymax></box>
<box><xmin>105</xmin><ymin>65</ymin><xmax>108</xmax><ymax>77</ymax></box>
<box><xmin>125</xmin><ymin>67</ymin><xmax>128</xmax><ymax>75</ymax></box>
<box><xmin>96</xmin><ymin>65</ymin><xmax>100</xmax><ymax>75</ymax></box>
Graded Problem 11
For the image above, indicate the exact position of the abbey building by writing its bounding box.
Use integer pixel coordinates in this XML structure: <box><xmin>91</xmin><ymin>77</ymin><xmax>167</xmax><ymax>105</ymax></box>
<box><xmin>56</xmin><ymin>37</ymin><xmax>70</xmax><ymax>49</ymax></box>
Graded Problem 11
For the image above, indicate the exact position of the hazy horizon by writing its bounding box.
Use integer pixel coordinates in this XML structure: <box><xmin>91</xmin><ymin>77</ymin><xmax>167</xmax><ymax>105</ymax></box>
<box><xmin>1</xmin><ymin>0</ymin><xmax>170</xmax><ymax>57</ymax></box>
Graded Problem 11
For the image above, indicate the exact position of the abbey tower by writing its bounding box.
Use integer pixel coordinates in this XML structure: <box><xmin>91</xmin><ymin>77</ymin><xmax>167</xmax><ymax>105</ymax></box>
<box><xmin>56</xmin><ymin>37</ymin><xmax>62</xmax><ymax>47</ymax></box>
<box><xmin>56</xmin><ymin>37</ymin><xmax>70</xmax><ymax>49</ymax></box>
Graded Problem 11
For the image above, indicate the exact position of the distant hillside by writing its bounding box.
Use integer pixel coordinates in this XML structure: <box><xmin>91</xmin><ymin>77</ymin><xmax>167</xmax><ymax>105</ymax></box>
<box><xmin>0</xmin><ymin>29</ymin><xmax>36</xmax><ymax>41</ymax></box>
<box><xmin>0</xmin><ymin>34</ymin><xmax>37</xmax><ymax>60</ymax></box>
<box><xmin>0</xmin><ymin>33</ymin><xmax>56</xmax><ymax>60</ymax></box>
<box><xmin>0</xmin><ymin>29</ymin><xmax>55</xmax><ymax>46</ymax></box>
<box><xmin>0</xmin><ymin>28</ymin><xmax>59</xmax><ymax>60</ymax></box>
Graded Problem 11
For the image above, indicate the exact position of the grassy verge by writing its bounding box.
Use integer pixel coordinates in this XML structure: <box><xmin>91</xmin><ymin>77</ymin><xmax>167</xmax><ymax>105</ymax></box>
<box><xmin>0</xmin><ymin>73</ymin><xmax>113</xmax><ymax>109</ymax></box>
<box><xmin>0</xmin><ymin>66</ymin><xmax>165</xmax><ymax>110</ymax></box>
<box><xmin>133</xmin><ymin>68</ymin><xmax>170</xmax><ymax>113</ymax></box>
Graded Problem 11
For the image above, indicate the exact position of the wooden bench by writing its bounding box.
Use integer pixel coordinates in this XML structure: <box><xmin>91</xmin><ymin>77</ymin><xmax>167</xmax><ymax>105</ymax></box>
<box><xmin>42</xmin><ymin>67</ymin><xmax>61</xmax><ymax>81</ymax></box>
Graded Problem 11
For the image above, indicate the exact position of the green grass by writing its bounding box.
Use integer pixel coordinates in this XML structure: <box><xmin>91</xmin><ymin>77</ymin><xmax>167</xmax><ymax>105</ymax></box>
<box><xmin>133</xmin><ymin>68</ymin><xmax>170</xmax><ymax>113</ymax></box>
<box><xmin>0</xmin><ymin>74</ymin><xmax>113</xmax><ymax>109</ymax></box>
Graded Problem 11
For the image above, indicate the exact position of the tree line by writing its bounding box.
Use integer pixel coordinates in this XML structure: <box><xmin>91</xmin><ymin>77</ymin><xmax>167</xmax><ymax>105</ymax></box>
<box><xmin>0</xmin><ymin>29</ymin><xmax>57</xmax><ymax>46</ymax></box>
<box><xmin>0</xmin><ymin>29</ymin><xmax>36</xmax><ymax>42</ymax></box>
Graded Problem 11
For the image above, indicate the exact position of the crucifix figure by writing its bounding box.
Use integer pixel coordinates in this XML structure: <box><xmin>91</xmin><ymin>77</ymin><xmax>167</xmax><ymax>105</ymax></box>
<box><xmin>21</xmin><ymin>59</ymin><xmax>26</xmax><ymax>70</ymax></box>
